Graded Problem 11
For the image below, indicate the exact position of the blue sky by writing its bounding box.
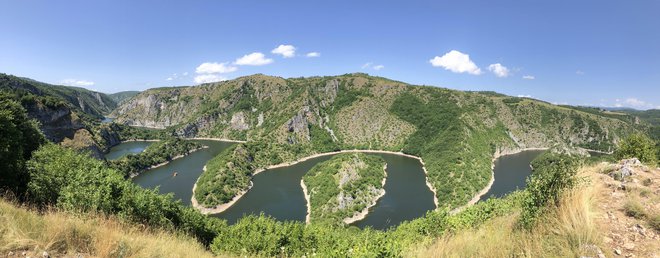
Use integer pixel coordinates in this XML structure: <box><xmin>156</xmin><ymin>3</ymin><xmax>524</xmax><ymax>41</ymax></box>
<box><xmin>1</xmin><ymin>0</ymin><xmax>658</xmax><ymax>109</ymax></box>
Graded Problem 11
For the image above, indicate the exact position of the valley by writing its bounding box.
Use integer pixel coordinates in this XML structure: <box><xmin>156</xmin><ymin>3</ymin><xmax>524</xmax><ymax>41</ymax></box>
<box><xmin>1</xmin><ymin>72</ymin><xmax>658</xmax><ymax>257</ymax></box>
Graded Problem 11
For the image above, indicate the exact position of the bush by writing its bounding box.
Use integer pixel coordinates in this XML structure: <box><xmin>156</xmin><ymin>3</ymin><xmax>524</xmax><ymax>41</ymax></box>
<box><xmin>26</xmin><ymin>143</ymin><xmax>226</xmax><ymax>245</ymax></box>
<box><xmin>0</xmin><ymin>93</ymin><xmax>45</xmax><ymax>196</ymax></box>
<box><xmin>615</xmin><ymin>133</ymin><xmax>658</xmax><ymax>165</ymax></box>
<box><xmin>648</xmin><ymin>214</ymin><xmax>660</xmax><ymax>231</ymax></box>
<box><xmin>519</xmin><ymin>152</ymin><xmax>582</xmax><ymax>229</ymax></box>
<box><xmin>623</xmin><ymin>199</ymin><xmax>647</xmax><ymax>219</ymax></box>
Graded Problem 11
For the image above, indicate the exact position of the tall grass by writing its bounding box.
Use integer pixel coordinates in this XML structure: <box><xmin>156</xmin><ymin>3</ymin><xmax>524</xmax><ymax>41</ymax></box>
<box><xmin>0</xmin><ymin>199</ymin><xmax>220</xmax><ymax>258</ymax></box>
<box><xmin>413</xmin><ymin>166</ymin><xmax>602</xmax><ymax>257</ymax></box>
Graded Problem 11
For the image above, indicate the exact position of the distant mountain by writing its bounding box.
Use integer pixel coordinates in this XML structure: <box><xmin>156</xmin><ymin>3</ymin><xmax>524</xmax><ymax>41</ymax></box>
<box><xmin>108</xmin><ymin>91</ymin><xmax>140</xmax><ymax>105</ymax></box>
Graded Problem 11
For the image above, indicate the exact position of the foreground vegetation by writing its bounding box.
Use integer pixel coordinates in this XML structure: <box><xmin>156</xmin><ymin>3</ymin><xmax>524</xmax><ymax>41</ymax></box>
<box><xmin>303</xmin><ymin>153</ymin><xmax>386</xmax><ymax>225</ymax></box>
<box><xmin>0</xmin><ymin>199</ymin><xmax>216</xmax><ymax>258</ymax></box>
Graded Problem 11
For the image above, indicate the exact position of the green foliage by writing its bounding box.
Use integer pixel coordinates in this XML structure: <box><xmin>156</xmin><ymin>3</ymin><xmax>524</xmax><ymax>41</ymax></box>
<box><xmin>112</xmin><ymin>123</ymin><xmax>168</xmax><ymax>141</ymax></box>
<box><xmin>0</xmin><ymin>93</ymin><xmax>45</xmax><ymax>196</ymax></box>
<box><xmin>0</xmin><ymin>73</ymin><xmax>116</xmax><ymax>119</ymax></box>
<box><xmin>26</xmin><ymin>143</ymin><xmax>226</xmax><ymax>245</ymax></box>
<box><xmin>109</xmin><ymin>138</ymin><xmax>204</xmax><ymax>177</ymax></box>
<box><xmin>209</xmin><ymin>189</ymin><xmax>524</xmax><ymax>257</ymax></box>
<box><xmin>519</xmin><ymin>152</ymin><xmax>582</xmax><ymax>229</ymax></box>
<box><xmin>194</xmin><ymin>144</ymin><xmax>254</xmax><ymax>206</ymax></box>
<box><xmin>615</xmin><ymin>133</ymin><xmax>658</xmax><ymax>165</ymax></box>
<box><xmin>108</xmin><ymin>91</ymin><xmax>140</xmax><ymax>104</ymax></box>
<box><xmin>303</xmin><ymin>153</ymin><xmax>386</xmax><ymax>224</ymax></box>
<box><xmin>309</xmin><ymin>125</ymin><xmax>339</xmax><ymax>152</ymax></box>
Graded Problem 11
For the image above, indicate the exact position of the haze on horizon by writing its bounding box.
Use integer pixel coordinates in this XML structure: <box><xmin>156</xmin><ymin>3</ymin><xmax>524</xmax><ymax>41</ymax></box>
<box><xmin>0</xmin><ymin>0</ymin><xmax>658</xmax><ymax>110</ymax></box>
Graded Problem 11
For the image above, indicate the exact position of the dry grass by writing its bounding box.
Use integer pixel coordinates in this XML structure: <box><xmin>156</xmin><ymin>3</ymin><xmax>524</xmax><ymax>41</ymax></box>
<box><xmin>411</xmin><ymin>165</ymin><xmax>603</xmax><ymax>258</ymax></box>
<box><xmin>0</xmin><ymin>199</ymin><xmax>221</xmax><ymax>258</ymax></box>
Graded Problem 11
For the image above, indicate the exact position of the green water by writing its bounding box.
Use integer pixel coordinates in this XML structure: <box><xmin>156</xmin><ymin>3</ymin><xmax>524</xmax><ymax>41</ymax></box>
<box><xmin>108</xmin><ymin>140</ymin><xmax>542</xmax><ymax>229</ymax></box>
<box><xmin>104</xmin><ymin>141</ymin><xmax>154</xmax><ymax>160</ymax></box>
<box><xmin>118</xmin><ymin>140</ymin><xmax>235</xmax><ymax>204</ymax></box>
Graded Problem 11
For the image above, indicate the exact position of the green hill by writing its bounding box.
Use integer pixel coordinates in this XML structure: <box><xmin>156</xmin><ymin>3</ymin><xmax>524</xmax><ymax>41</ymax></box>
<box><xmin>110</xmin><ymin>73</ymin><xmax>647</xmax><ymax>210</ymax></box>
<box><xmin>108</xmin><ymin>90</ymin><xmax>140</xmax><ymax>105</ymax></box>
<box><xmin>0</xmin><ymin>74</ymin><xmax>124</xmax><ymax>156</ymax></box>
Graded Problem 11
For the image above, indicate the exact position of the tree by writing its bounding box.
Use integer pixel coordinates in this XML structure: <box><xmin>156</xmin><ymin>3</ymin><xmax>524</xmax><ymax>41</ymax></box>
<box><xmin>0</xmin><ymin>93</ymin><xmax>44</xmax><ymax>197</ymax></box>
<box><xmin>615</xmin><ymin>133</ymin><xmax>658</xmax><ymax>165</ymax></box>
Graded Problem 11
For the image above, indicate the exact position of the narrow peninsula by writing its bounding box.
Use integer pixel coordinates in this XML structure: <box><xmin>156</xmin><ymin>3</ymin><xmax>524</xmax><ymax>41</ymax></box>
<box><xmin>301</xmin><ymin>153</ymin><xmax>387</xmax><ymax>225</ymax></box>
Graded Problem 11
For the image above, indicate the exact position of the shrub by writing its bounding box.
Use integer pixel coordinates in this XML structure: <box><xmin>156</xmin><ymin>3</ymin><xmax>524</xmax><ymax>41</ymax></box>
<box><xmin>648</xmin><ymin>214</ymin><xmax>660</xmax><ymax>231</ymax></box>
<box><xmin>519</xmin><ymin>152</ymin><xmax>581</xmax><ymax>229</ymax></box>
<box><xmin>642</xmin><ymin>178</ymin><xmax>653</xmax><ymax>187</ymax></box>
<box><xmin>615</xmin><ymin>133</ymin><xmax>658</xmax><ymax>165</ymax></box>
<box><xmin>623</xmin><ymin>199</ymin><xmax>647</xmax><ymax>219</ymax></box>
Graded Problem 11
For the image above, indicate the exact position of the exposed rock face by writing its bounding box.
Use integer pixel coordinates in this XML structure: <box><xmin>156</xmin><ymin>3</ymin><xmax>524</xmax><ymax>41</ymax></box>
<box><xmin>97</xmin><ymin>123</ymin><xmax>122</xmax><ymax>149</ymax></box>
<box><xmin>23</xmin><ymin>102</ymin><xmax>84</xmax><ymax>143</ymax></box>
<box><xmin>60</xmin><ymin>129</ymin><xmax>104</xmax><ymax>159</ymax></box>
<box><xmin>112</xmin><ymin>89</ymin><xmax>195</xmax><ymax>128</ymax></box>
<box><xmin>286</xmin><ymin>106</ymin><xmax>315</xmax><ymax>144</ymax></box>
<box><xmin>230</xmin><ymin>112</ymin><xmax>249</xmax><ymax>131</ymax></box>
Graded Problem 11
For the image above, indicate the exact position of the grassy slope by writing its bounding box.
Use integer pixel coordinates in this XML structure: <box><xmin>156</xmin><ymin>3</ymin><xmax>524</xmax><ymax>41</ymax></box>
<box><xmin>0</xmin><ymin>199</ymin><xmax>220</xmax><ymax>258</ymax></box>
<box><xmin>113</xmin><ymin>73</ymin><xmax>641</xmax><ymax>209</ymax></box>
<box><xmin>303</xmin><ymin>153</ymin><xmax>386</xmax><ymax>224</ymax></box>
<box><xmin>413</xmin><ymin>159</ymin><xmax>660</xmax><ymax>257</ymax></box>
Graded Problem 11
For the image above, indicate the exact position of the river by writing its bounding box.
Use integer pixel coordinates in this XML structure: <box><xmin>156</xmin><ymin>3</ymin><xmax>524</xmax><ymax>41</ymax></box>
<box><xmin>106</xmin><ymin>141</ymin><xmax>543</xmax><ymax>229</ymax></box>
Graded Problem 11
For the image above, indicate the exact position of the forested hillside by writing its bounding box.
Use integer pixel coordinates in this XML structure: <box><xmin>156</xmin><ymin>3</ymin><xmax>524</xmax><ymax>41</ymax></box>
<box><xmin>1</xmin><ymin>74</ymin><xmax>128</xmax><ymax>157</ymax></box>
<box><xmin>111</xmin><ymin>73</ymin><xmax>647</xmax><ymax>210</ymax></box>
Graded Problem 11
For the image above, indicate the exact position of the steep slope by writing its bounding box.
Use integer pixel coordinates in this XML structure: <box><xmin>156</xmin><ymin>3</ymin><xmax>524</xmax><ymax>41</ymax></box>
<box><xmin>0</xmin><ymin>74</ymin><xmax>121</xmax><ymax>157</ymax></box>
<box><xmin>112</xmin><ymin>73</ymin><xmax>643</xmax><ymax>210</ymax></box>
<box><xmin>0</xmin><ymin>74</ymin><xmax>116</xmax><ymax>118</ymax></box>
<box><xmin>108</xmin><ymin>90</ymin><xmax>140</xmax><ymax>105</ymax></box>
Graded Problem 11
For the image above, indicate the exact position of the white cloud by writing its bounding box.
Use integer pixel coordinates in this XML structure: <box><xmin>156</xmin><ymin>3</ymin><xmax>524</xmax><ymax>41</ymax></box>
<box><xmin>361</xmin><ymin>62</ymin><xmax>373</xmax><ymax>69</ymax></box>
<box><xmin>61</xmin><ymin>79</ymin><xmax>95</xmax><ymax>87</ymax></box>
<box><xmin>373</xmin><ymin>65</ymin><xmax>384</xmax><ymax>70</ymax></box>
<box><xmin>517</xmin><ymin>94</ymin><xmax>532</xmax><ymax>98</ymax></box>
<box><xmin>488</xmin><ymin>63</ymin><xmax>510</xmax><ymax>78</ymax></box>
<box><xmin>306</xmin><ymin>52</ymin><xmax>320</xmax><ymax>58</ymax></box>
<box><xmin>194</xmin><ymin>74</ymin><xmax>226</xmax><ymax>84</ymax></box>
<box><xmin>576</xmin><ymin>70</ymin><xmax>585</xmax><ymax>75</ymax></box>
<box><xmin>613</xmin><ymin>98</ymin><xmax>658</xmax><ymax>110</ymax></box>
<box><xmin>182</xmin><ymin>72</ymin><xmax>189</xmax><ymax>76</ymax></box>
<box><xmin>429</xmin><ymin>50</ymin><xmax>482</xmax><ymax>75</ymax></box>
<box><xmin>271</xmin><ymin>45</ymin><xmax>296</xmax><ymax>58</ymax></box>
<box><xmin>166</xmin><ymin>77</ymin><xmax>173</xmax><ymax>81</ymax></box>
<box><xmin>196</xmin><ymin>62</ymin><xmax>238</xmax><ymax>74</ymax></box>
<box><xmin>234</xmin><ymin>52</ymin><xmax>273</xmax><ymax>66</ymax></box>
<box><xmin>522</xmin><ymin>75</ymin><xmax>535</xmax><ymax>80</ymax></box>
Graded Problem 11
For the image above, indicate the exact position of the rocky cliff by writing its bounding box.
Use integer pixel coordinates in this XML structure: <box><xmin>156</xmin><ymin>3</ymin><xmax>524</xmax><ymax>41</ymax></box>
<box><xmin>0</xmin><ymin>74</ymin><xmax>122</xmax><ymax>157</ymax></box>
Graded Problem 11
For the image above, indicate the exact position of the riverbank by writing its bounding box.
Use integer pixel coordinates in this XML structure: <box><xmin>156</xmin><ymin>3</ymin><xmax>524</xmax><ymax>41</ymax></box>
<box><xmin>191</xmin><ymin>149</ymin><xmax>437</xmax><ymax>215</ymax></box>
<box><xmin>301</xmin><ymin>180</ymin><xmax>311</xmax><ymax>224</ymax></box>
<box><xmin>185</xmin><ymin>137</ymin><xmax>247</xmax><ymax>143</ymax></box>
<box><xmin>129</xmin><ymin>146</ymin><xmax>209</xmax><ymax>178</ymax></box>
<box><xmin>343</xmin><ymin>164</ymin><xmax>388</xmax><ymax>225</ymax></box>
<box><xmin>450</xmin><ymin>147</ymin><xmax>548</xmax><ymax>214</ymax></box>
<box><xmin>190</xmin><ymin>165</ymin><xmax>254</xmax><ymax>214</ymax></box>
<box><xmin>121</xmin><ymin>139</ymin><xmax>161</xmax><ymax>143</ymax></box>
